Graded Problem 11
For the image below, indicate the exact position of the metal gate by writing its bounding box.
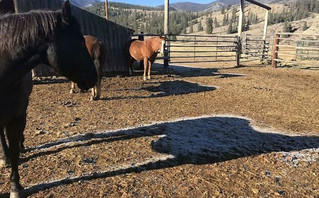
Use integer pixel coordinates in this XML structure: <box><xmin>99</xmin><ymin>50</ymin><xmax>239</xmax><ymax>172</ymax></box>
<box><xmin>242</xmin><ymin>33</ymin><xmax>271</xmax><ymax>64</ymax></box>
<box><xmin>166</xmin><ymin>34</ymin><xmax>239</xmax><ymax>64</ymax></box>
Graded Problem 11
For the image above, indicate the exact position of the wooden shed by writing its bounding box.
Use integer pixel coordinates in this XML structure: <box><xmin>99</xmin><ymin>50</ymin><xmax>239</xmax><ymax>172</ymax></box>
<box><xmin>10</xmin><ymin>0</ymin><xmax>134</xmax><ymax>75</ymax></box>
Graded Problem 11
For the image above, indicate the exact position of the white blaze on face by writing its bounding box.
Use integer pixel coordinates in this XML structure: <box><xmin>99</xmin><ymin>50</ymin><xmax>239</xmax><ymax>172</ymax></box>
<box><xmin>160</xmin><ymin>40</ymin><xmax>165</xmax><ymax>55</ymax></box>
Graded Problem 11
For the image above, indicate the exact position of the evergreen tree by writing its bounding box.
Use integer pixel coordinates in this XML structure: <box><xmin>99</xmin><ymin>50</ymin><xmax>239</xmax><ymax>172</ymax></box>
<box><xmin>206</xmin><ymin>17</ymin><xmax>213</xmax><ymax>34</ymax></box>
<box><xmin>189</xmin><ymin>21</ymin><xmax>194</xmax><ymax>33</ymax></box>
<box><xmin>197</xmin><ymin>22</ymin><xmax>203</xmax><ymax>31</ymax></box>
<box><xmin>221</xmin><ymin>7</ymin><xmax>225</xmax><ymax>14</ymax></box>
<box><xmin>227</xmin><ymin>22</ymin><xmax>233</xmax><ymax>34</ymax></box>
<box><xmin>302</xmin><ymin>22</ymin><xmax>308</xmax><ymax>31</ymax></box>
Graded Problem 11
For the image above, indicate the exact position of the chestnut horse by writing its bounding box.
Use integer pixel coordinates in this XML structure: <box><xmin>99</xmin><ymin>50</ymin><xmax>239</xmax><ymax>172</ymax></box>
<box><xmin>70</xmin><ymin>35</ymin><xmax>106</xmax><ymax>100</ymax></box>
<box><xmin>0</xmin><ymin>1</ymin><xmax>97</xmax><ymax>197</ymax></box>
<box><xmin>128</xmin><ymin>36</ymin><xmax>166</xmax><ymax>81</ymax></box>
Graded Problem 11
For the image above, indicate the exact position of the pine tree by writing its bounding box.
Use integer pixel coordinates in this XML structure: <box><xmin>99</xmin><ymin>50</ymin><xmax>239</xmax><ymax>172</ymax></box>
<box><xmin>197</xmin><ymin>22</ymin><xmax>203</xmax><ymax>31</ymax></box>
<box><xmin>189</xmin><ymin>21</ymin><xmax>194</xmax><ymax>33</ymax></box>
<box><xmin>302</xmin><ymin>21</ymin><xmax>308</xmax><ymax>31</ymax></box>
<box><xmin>206</xmin><ymin>17</ymin><xmax>213</xmax><ymax>34</ymax></box>
<box><xmin>227</xmin><ymin>22</ymin><xmax>233</xmax><ymax>34</ymax></box>
<box><xmin>221</xmin><ymin>7</ymin><xmax>225</xmax><ymax>14</ymax></box>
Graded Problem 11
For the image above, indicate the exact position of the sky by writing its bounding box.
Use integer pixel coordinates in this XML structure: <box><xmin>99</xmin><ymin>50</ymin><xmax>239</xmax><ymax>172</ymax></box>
<box><xmin>108</xmin><ymin>0</ymin><xmax>216</xmax><ymax>7</ymax></box>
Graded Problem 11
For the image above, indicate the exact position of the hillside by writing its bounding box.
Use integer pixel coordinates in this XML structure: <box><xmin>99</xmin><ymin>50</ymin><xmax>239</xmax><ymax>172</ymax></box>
<box><xmin>85</xmin><ymin>0</ymin><xmax>319</xmax><ymax>37</ymax></box>
<box><xmin>70</xmin><ymin>0</ymin><xmax>99</xmax><ymax>7</ymax></box>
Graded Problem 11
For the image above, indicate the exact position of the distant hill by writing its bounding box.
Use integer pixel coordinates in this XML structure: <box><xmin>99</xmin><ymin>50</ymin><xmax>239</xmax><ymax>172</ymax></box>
<box><xmin>157</xmin><ymin>0</ymin><xmax>295</xmax><ymax>12</ymax></box>
<box><xmin>70</xmin><ymin>0</ymin><xmax>99</xmax><ymax>7</ymax></box>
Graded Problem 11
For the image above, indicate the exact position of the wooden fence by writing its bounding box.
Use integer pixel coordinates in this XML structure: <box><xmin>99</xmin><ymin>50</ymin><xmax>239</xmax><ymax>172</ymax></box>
<box><xmin>271</xmin><ymin>32</ymin><xmax>319</xmax><ymax>69</ymax></box>
<box><xmin>14</xmin><ymin>0</ymin><xmax>134</xmax><ymax>75</ymax></box>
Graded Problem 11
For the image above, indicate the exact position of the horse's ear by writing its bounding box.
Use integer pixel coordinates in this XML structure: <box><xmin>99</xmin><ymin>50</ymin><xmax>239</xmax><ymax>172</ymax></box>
<box><xmin>62</xmin><ymin>0</ymin><xmax>72</xmax><ymax>25</ymax></box>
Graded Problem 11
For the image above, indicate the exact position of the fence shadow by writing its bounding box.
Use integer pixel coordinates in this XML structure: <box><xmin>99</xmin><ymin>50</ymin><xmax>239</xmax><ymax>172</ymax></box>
<box><xmin>7</xmin><ymin>116</ymin><xmax>319</xmax><ymax>197</ymax></box>
<box><xmin>153</xmin><ymin>63</ymin><xmax>243</xmax><ymax>78</ymax></box>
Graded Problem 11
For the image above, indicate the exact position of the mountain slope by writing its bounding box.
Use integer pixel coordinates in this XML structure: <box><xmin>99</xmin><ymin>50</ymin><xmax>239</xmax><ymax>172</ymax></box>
<box><xmin>70</xmin><ymin>0</ymin><xmax>99</xmax><ymax>7</ymax></box>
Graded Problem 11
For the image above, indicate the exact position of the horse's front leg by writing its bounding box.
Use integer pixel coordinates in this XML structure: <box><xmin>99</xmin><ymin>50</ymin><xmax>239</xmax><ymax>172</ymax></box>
<box><xmin>70</xmin><ymin>82</ymin><xmax>75</xmax><ymax>94</ymax></box>
<box><xmin>143</xmin><ymin>58</ymin><xmax>148</xmax><ymax>81</ymax></box>
<box><xmin>0</xmin><ymin>126</ymin><xmax>10</xmax><ymax>168</ymax></box>
<box><xmin>6</xmin><ymin>115</ymin><xmax>26</xmax><ymax>198</ymax></box>
<box><xmin>147</xmin><ymin>60</ymin><xmax>152</xmax><ymax>80</ymax></box>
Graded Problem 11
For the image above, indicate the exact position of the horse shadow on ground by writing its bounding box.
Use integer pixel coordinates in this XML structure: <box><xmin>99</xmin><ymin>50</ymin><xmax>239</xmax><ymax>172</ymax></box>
<box><xmin>4</xmin><ymin>116</ymin><xmax>318</xmax><ymax>197</ymax></box>
<box><xmin>104</xmin><ymin>80</ymin><xmax>216</xmax><ymax>100</ymax></box>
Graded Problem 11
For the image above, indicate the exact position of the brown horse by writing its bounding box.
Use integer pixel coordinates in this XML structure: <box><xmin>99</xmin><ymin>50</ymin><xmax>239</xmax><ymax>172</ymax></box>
<box><xmin>70</xmin><ymin>35</ymin><xmax>106</xmax><ymax>100</ymax></box>
<box><xmin>128</xmin><ymin>36</ymin><xmax>166</xmax><ymax>81</ymax></box>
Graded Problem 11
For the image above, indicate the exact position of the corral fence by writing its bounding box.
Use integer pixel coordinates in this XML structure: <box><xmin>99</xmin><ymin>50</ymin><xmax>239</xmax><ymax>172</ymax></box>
<box><xmin>166</xmin><ymin>34</ymin><xmax>239</xmax><ymax>64</ymax></box>
<box><xmin>131</xmin><ymin>33</ymin><xmax>272</xmax><ymax>67</ymax></box>
<box><xmin>13</xmin><ymin>0</ymin><xmax>134</xmax><ymax>75</ymax></box>
<box><xmin>242</xmin><ymin>33</ymin><xmax>272</xmax><ymax>64</ymax></box>
<box><xmin>271</xmin><ymin>33</ymin><xmax>319</xmax><ymax>69</ymax></box>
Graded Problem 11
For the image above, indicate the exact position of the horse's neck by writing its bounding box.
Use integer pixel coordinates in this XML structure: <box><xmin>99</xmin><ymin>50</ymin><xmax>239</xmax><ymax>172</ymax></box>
<box><xmin>145</xmin><ymin>39</ymin><xmax>158</xmax><ymax>54</ymax></box>
<box><xmin>0</xmin><ymin>42</ymin><xmax>44</xmax><ymax>90</ymax></box>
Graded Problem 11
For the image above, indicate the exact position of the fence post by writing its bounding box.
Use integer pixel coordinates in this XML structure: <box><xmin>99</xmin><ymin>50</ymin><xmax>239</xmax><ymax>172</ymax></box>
<box><xmin>138</xmin><ymin>32</ymin><xmax>144</xmax><ymax>70</ymax></box>
<box><xmin>164</xmin><ymin>38</ymin><xmax>169</xmax><ymax>68</ymax></box>
<box><xmin>271</xmin><ymin>33</ymin><xmax>279</xmax><ymax>68</ymax></box>
<box><xmin>236</xmin><ymin>36</ymin><xmax>242</xmax><ymax>67</ymax></box>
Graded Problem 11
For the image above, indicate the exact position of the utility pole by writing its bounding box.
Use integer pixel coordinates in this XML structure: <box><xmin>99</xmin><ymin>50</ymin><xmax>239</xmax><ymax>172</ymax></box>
<box><xmin>164</xmin><ymin>0</ymin><xmax>169</xmax><ymax>68</ymax></box>
<box><xmin>105</xmin><ymin>0</ymin><xmax>108</xmax><ymax>19</ymax></box>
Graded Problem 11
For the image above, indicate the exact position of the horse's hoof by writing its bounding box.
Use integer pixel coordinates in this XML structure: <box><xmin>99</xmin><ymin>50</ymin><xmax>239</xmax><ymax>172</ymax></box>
<box><xmin>0</xmin><ymin>159</ymin><xmax>6</xmax><ymax>168</ymax></box>
<box><xmin>147</xmin><ymin>76</ymin><xmax>151</xmax><ymax>80</ymax></box>
<box><xmin>0</xmin><ymin>159</ymin><xmax>11</xmax><ymax>168</ymax></box>
<box><xmin>143</xmin><ymin>76</ymin><xmax>147</xmax><ymax>81</ymax></box>
<box><xmin>69</xmin><ymin>89</ymin><xmax>74</xmax><ymax>94</ymax></box>
<box><xmin>10</xmin><ymin>190</ymin><xmax>25</xmax><ymax>198</ymax></box>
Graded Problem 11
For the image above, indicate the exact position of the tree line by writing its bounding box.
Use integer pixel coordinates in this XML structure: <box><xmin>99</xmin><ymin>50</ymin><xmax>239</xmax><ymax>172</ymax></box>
<box><xmin>86</xmin><ymin>0</ymin><xmax>319</xmax><ymax>35</ymax></box>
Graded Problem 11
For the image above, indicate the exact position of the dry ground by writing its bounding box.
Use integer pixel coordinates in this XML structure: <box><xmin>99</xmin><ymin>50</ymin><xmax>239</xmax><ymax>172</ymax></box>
<box><xmin>0</xmin><ymin>63</ymin><xmax>319</xmax><ymax>197</ymax></box>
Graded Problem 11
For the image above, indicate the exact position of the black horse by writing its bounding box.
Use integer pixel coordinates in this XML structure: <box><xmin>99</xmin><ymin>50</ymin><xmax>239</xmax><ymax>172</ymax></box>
<box><xmin>0</xmin><ymin>1</ymin><xmax>97</xmax><ymax>197</ymax></box>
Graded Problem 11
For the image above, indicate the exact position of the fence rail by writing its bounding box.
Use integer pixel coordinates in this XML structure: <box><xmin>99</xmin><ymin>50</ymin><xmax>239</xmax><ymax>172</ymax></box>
<box><xmin>271</xmin><ymin>33</ymin><xmax>319</xmax><ymax>68</ymax></box>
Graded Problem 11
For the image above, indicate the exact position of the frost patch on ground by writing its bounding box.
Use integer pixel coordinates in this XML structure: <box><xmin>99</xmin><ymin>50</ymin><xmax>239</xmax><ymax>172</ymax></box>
<box><xmin>280</xmin><ymin>148</ymin><xmax>319</xmax><ymax>167</ymax></box>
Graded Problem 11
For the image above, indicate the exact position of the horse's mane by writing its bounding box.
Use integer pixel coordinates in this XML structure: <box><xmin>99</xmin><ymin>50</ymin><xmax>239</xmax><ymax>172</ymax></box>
<box><xmin>0</xmin><ymin>10</ymin><xmax>61</xmax><ymax>53</ymax></box>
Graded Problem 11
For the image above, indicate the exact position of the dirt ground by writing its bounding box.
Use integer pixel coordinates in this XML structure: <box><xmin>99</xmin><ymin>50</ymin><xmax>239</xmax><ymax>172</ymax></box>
<box><xmin>0</xmin><ymin>63</ymin><xmax>319</xmax><ymax>198</ymax></box>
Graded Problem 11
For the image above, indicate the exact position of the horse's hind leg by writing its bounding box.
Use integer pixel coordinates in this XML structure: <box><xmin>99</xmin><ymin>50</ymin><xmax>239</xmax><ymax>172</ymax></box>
<box><xmin>0</xmin><ymin>126</ymin><xmax>10</xmax><ymax>168</ymax></box>
<box><xmin>95</xmin><ymin>79</ymin><xmax>101</xmax><ymax>100</ymax></box>
<box><xmin>70</xmin><ymin>82</ymin><xmax>75</xmax><ymax>94</ymax></box>
<box><xmin>6</xmin><ymin>115</ymin><xmax>26</xmax><ymax>198</ymax></box>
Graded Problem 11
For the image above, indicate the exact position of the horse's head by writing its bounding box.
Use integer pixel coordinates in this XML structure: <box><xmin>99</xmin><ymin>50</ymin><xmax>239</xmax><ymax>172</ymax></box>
<box><xmin>45</xmin><ymin>1</ymin><xmax>97</xmax><ymax>90</ymax></box>
<box><xmin>152</xmin><ymin>36</ymin><xmax>166</xmax><ymax>55</ymax></box>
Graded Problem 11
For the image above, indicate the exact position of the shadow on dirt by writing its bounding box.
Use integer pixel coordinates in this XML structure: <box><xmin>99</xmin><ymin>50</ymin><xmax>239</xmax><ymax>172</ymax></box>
<box><xmin>103</xmin><ymin>80</ymin><xmax>216</xmax><ymax>100</ymax></box>
<box><xmin>7</xmin><ymin>116</ymin><xmax>318</xmax><ymax>197</ymax></box>
<box><xmin>167</xmin><ymin>64</ymin><xmax>243</xmax><ymax>78</ymax></box>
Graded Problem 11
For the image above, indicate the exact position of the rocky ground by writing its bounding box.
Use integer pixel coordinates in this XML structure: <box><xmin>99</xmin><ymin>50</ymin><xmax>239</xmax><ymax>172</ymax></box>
<box><xmin>0</xmin><ymin>63</ymin><xmax>319</xmax><ymax>197</ymax></box>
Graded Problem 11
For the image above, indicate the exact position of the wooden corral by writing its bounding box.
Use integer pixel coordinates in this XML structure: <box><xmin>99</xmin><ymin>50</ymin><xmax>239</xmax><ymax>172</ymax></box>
<box><xmin>13</xmin><ymin>0</ymin><xmax>134</xmax><ymax>75</ymax></box>
<box><xmin>271</xmin><ymin>33</ymin><xmax>319</xmax><ymax>69</ymax></box>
